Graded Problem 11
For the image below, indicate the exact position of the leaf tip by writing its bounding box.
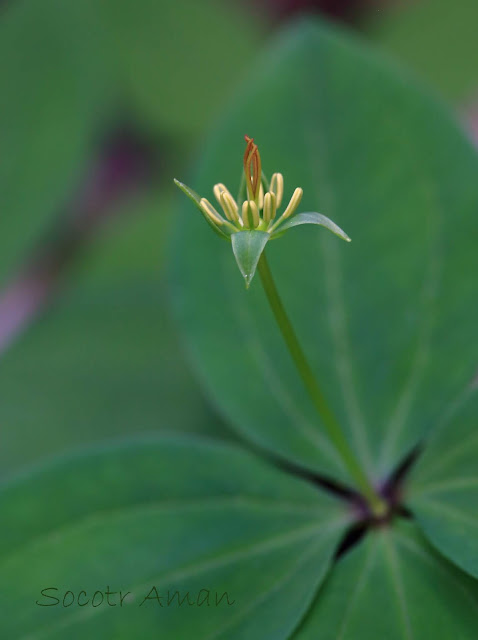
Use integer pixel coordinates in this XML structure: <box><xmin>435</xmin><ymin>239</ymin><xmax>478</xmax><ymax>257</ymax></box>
<box><xmin>243</xmin><ymin>271</ymin><xmax>256</xmax><ymax>288</ymax></box>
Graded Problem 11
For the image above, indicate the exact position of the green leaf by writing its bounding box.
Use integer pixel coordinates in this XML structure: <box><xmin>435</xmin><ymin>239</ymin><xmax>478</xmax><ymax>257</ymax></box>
<box><xmin>273</xmin><ymin>212</ymin><xmax>351</xmax><ymax>241</ymax></box>
<box><xmin>231</xmin><ymin>231</ymin><xmax>270</xmax><ymax>288</ymax></box>
<box><xmin>0</xmin><ymin>194</ymin><xmax>224</xmax><ymax>479</ymax></box>
<box><xmin>406</xmin><ymin>392</ymin><xmax>478</xmax><ymax>578</ymax></box>
<box><xmin>294</xmin><ymin>521</ymin><xmax>478</xmax><ymax>639</ymax></box>
<box><xmin>0</xmin><ymin>0</ymin><xmax>111</xmax><ymax>284</ymax></box>
<box><xmin>367</xmin><ymin>0</ymin><xmax>478</xmax><ymax>102</ymax></box>
<box><xmin>98</xmin><ymin>0</ymin><xmax>263</xmax><ymax>136</ymax></box>
<box><xmin>0</xmin><ymin>436</ymin><xmax>350</xmax><ymax>639</ymax></box>
<box><xmin>171</xmin><ymin>19</ymin><xmax>478</xmax><ymax>484</ymax></box>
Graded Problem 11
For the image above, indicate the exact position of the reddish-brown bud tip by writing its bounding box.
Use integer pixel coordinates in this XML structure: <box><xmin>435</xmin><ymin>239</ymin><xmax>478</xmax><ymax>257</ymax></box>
<box><xmin>243</xmin><ymin>135</ymin><xmax>262</xmax><ymax>203</ymax></box>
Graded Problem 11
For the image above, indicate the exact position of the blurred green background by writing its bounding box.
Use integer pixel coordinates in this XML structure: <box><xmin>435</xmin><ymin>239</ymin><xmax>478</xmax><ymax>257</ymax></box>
<box><xmin>1</xmin><ymin>0</ymin><xmax>477</xmax><ymax>479</ymax></box>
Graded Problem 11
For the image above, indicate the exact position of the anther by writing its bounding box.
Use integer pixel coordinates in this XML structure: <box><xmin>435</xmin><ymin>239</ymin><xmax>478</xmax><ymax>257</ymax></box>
<box><xmin>200</xmin><ymin>198</ymin><xmax>225</xmax><ymax>225</ymax></box>
<box><xmin>213</xmin><ymin>183</ymin><xmax>233</xmax><ymax>206</ymax></box>
<box><xmin>262</xmin><ymin>192</ymin><xmax>276</xmax><ymax>224</ymax></box>
<box><xmin>270</xmin><ymin>173</ymin><xmax>284</xmax><ymax>209</ymax></box>
<box><xmin>242</xmin><ymin>201</ymin><xmax>250</xmax><ymax>228</ymax></box>
<box><xmin>281</xmin><ymin>187</ymin><xmax>303</xmax><ymax>220</ymax></box>
<box><xmin>258</xmin><ymin>183</ymin><xmax>264</xmax><ymax>210</ymax></box>
<box><xmin>248</xmin><ymin>200</ymin><xmax>260</xmax><ymax>227</ymax></box>
<box><xmin>220</xmin><ymin>191</ymin><xmax>241</xmax><ymax>224</ymax></box>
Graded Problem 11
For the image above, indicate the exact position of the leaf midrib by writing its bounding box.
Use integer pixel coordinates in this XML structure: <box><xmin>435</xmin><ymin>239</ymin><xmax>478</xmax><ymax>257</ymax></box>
<box><xmin>301</xmin><ymin>38</ymin><xmax>373</xmax><ymax>474</ymax></box>
<box><xmin>1</xmin><ymin>496</ymin><xmax>344</xmax><ymax>564</ymax></box>
<box><xmin>18</xmin><ymin>519</ymin><xmax>346</xmax><ymax>640</ymax></box>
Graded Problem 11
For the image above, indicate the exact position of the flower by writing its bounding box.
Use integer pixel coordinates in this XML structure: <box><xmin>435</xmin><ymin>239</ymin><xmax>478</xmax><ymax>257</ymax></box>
<box><xmin>175</xmin><ymin>136</ymin><xmax>350</xmax><ymax>287</ymax></box>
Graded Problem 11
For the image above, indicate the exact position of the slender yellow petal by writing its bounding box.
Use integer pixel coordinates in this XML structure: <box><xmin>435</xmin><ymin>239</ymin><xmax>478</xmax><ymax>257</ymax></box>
<box><xmin>270</xmin><ymin>173</ymin><xmax>284</xmax><ymax>209</ymax></box>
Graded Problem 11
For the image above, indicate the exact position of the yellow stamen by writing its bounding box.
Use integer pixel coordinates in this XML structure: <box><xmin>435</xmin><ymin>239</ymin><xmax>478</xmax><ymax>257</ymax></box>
<box><xmin>270</xmin><ymin>173</ymin><xmax>284</xmax><ymax>209</ymax></box>
<box><xmin>213</xmin><ymin>183</ymin><xmax>233</xmax><ymax>206</ymax></box>
<box><xmin>281</xmin><ymin>187</ymin><xmax>303</xmax><ymax>220</ymax></box>
<box><xmin>220</xmin><ymin>191</ymin><xmax>240</xmax><ymax>224</ymax></box>
<box><xmin>241</xmin><ymin>201</ymin><xmax>250</xmax><ymax>228</ymax></box>
<box><xmin>248</xmin><ymin>200</ymin><xmax>260</xmax><ymax>227</ymax></box>
<box><xmin>262</xmin><ymin>192</ymin><xmax>276</xmax><ymax>224</ymax></box>
<box><xmin>200</xmin><ymin>198</ymin><xmax>224</xmax><ymax>225</ymax></box>
<box><xmin>258</xmin><ymin>183</ymin><xmax>264</xmax><ymax>210</ymax></box>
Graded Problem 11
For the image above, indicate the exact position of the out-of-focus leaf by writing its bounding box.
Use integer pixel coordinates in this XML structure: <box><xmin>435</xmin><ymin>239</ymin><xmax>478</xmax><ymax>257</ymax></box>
<box><xmin>406</xmin><ymin>392</ymin><xmax>478</xmax><ymax>578</ymax></box>
<box><xmin>0</xmin><ymin>193</ymin><xmax>223</xmax><ymax>479</ymax></box>
<box><xmin>0</xmin><ymin>436</ymin><xmax>350</xmax><ymax>639</ymax></box>
<box><xmin>98</xmin><ymin>0</ymin><xmax>264</xmax><ymax>137</ymax></box>
<box><xmin>231</xmin><ymin>231</ymin><xmax>270</xmax><ymax>287</ymax></box>
<box><xmin>366</xmin><ymin>0</ymin><xmax>478</xmax><ymax>102</ymax></box>
<box><xmin>172</xmin><ymin>19</ymin><xmax>478</xmax><ymax>484</ymax></box>
<box><xmin>294</xmin><ymin>521</ymin><xmax>478</xmax><ymax>639</ymax></box>
<box><xmin>0</xmin><ymin>0</ymin><xmax>112</xmax><ymax>284</ymax></box>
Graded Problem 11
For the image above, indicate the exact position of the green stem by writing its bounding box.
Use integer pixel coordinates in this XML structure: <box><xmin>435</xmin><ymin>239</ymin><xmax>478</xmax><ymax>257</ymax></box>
<box><xmin>257</xmin><ymin>251</ymin><xmax>386</xmax><ymax>517</ymax></box>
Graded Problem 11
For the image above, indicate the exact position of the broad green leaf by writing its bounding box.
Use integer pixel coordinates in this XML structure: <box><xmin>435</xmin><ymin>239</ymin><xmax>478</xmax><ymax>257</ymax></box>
<box><xmin>171</xmin><ymin>19</ymin><xmax>478</xmax><ymax>485</ymax></box>
<box><xmin>0</xmin><ymin>436</ymin><xmax>350</xmax><ymax>639</ymax></box>
<box><xmin>406</xmin><ymin>392</ymin><xmax>478</xmax><ymax>578</ymax></box>
<box><xmin>231</xmin><ymin>231</ymin><xmax>270</xmax><ymax>287</ymax></box>
<box><xmin>367</xmin><ymin>0</ymin><xmax>478</xmax><ymax>102</ymax></box>
<box><xmin>0</xmin><ymin>194</ymin><xmax>223</xmax><ymax>478</ymax></box>
<box><xmin>98</xmin><ymin>0</ymin><xmax>263</xmax><ymax>136</ymax></box>
<box><xmin>294</xmin><ymin>521</ymin><xmax>478</xmax><ymax>639</ymax></box>
<box><xmin>273</xmin><ymin>212</ymin><xmax>351</xmax><ymax>241</ymax></box>
<box><xmin>0</xmin><ymin>0</ymin><xmax>111</xmax><ymax>284</ymax></box>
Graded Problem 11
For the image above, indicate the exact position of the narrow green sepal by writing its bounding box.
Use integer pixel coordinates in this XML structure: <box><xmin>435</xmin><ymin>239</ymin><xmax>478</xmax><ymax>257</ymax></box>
<box><xmin>231</xmin><ymin>230</ymin><xmax>270</xmax><ymax>288</ymax></box>
<box><xmin>271</xmin><ymin>211</ymin><xmax>351</xmax><ymax>242</ymax></box>
<box><xmin>174</xmin><ymin>179</ymin><xmax>230</xmax><ymax>239</ymax></box>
